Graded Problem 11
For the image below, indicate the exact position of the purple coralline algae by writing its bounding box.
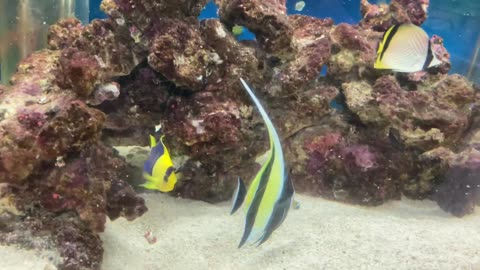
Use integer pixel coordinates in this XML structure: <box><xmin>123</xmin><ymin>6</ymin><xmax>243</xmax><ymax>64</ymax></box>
<box><xmin>0</xmin><ymin>0</ymin><xmax>479</xmax><ymax>268</ymax></box>
<box><xmin>217</xmin><ymin>0</ymin><xmax>294</xmax><ymax>58</ymax></box>
<box><xmin>298</xmin><ymin>126</ymin><xmax>405</xmax><ymax>205</ymax></box>
<box><xmin>343</xmin><ymin>74</ymin><xmax>475</xmax><ymax>150</ymax></box>
<box><xmin>360</xmin><ymin>0</ymin><xmax>429</xmax><ymax>31</ymax></box>
<box><xmin>420</xmin><ymin>147</ymin><xmax>480</xmax><ymax>217</ymax></box>
<box><xmin>0</xmin><ymin>14</ymin><xmax>147</xmax><ymax>270</ymax></box>
<box><xmin>147</xmin><ymin>18</ymin><xmax>223</xmax><ymax>91</ymax></box>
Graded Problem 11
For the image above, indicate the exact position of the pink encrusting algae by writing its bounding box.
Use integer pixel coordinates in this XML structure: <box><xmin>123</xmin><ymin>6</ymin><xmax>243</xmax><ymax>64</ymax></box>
<box><xmin>0</xmin><ymin>0</ymin><xmax>479</xmax><ymax>269</ymax></box>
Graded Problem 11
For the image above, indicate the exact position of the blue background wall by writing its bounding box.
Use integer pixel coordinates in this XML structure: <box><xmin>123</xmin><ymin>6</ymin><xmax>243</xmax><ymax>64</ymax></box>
<box><xmin>89</xmin><ymin>0</ymin><xmax>479</xmax><ymax>79</ymax></box>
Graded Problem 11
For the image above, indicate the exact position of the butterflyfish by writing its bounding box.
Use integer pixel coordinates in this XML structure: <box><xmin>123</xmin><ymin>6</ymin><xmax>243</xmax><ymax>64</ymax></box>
<box><xmin>374</xmin><ymin>24</ymin><xmax>442</xmax><ymax>73</ymax></box>
<box><xmin>142</xmin><ymin>134</ymin><xmax>177</xmax><ymax>192</ymax></box>
<box><xmin>230</xmin><ymin>78</ymin><xmax>295</xmax><ymax>248</ymax></box>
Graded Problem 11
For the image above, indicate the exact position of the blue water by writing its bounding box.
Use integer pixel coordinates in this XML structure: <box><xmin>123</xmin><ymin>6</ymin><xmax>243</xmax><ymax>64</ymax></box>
<box><xmin>88</xmin><ymin>0</ymin><xmax>479</xmax><ymax>77</ymax></box>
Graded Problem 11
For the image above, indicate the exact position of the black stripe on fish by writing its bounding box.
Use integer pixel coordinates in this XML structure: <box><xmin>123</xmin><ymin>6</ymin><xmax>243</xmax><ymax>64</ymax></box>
<box><xmin>423</xmin><ymin>40</ymin><xmax>434</xmax><ymax>70</ymax></box>
<box><xmin>163</xmin><ymin>166</ymin><xmax>176</xmax><ymax>182</ymax></box>
<box><xmin>257</xmin><ymin>167</ymin><xmax>294</xmax><ymax>246</ymax></box>
<box><xmin>230</xmin><ymin>177</ymin><xmax>247</xmax><ymax>215</ymax></box>
<box><xmin>379</xmin><ymin>24</ymin><xmax>401</xmax><ymax>62</ymax></box>
<box><xmin>238</xmin><ymin>147</ymin><xmax>276</xmax><ymax>248</ymax></box>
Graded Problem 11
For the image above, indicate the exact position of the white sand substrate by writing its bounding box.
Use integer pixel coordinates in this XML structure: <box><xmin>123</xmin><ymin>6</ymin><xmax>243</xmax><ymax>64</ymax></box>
<box><xmin>101</xmin><ymin>194</ymin><xmax>480</xmax><ymax>270</ymax></box>
<box><xmin>1</xmin><ymin>194</ymin><xmax>479</xmax><ymax>270</ymax></box>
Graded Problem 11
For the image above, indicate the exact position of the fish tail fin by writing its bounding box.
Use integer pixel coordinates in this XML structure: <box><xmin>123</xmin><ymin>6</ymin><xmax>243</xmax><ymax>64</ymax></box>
<box><xmin>428</xmin><ymin>55</ymin><xmax>442</xmax><ymax>68</ymax></box>
<box><xmin>230</xmin><ymin>176</ymin><xmax>247</xmax><ymax>215</ymax></box>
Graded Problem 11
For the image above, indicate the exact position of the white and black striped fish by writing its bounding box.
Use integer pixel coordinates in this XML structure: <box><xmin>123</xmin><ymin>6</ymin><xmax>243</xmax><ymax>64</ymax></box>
<box><xmin>374</xmin><ymin>23</ymin><xmax>442</xmax><ymax>73</ymax></box>
<box><xmin>230</xmin><ymin>78</ymin><xmax>295</xmax><ymax>248</ymax></box>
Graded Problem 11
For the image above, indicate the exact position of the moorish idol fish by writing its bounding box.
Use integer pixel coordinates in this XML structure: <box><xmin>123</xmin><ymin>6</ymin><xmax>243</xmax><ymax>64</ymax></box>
<box><xmin>230</xmin><ymin>78</ymin><xmax>295</xmax><ymax>248</ymax></box>
<box><xmin>142</xmin><ymin>134</ymin><xmax>177</xmax><ymax>192</ymax></box>
<box><xmin>374</xmin><ymin>23</ymin><xmax>442</xmax><ymax>73</ymax></box>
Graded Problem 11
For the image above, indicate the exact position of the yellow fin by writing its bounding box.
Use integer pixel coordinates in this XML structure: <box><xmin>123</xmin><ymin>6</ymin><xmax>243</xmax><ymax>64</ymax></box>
<box><xmin>140</xmin><ymin>174</ymin><xmax>158</xmax><ymax>190</ymax></box>
<box><xmin>159</xmin><ymin>135</ymin><xmax>167</xmax><ymax>148</ymax></box>
<box><xmin>149</xmin><ymin>135</ymin><xmax>157</xmax><ymax>148</ymax></box>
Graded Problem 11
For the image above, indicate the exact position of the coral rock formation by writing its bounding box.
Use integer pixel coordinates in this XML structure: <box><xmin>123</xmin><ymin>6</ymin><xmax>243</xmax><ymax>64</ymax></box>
<box><xmin>1</xmin><ymin>0</ymin><xmax>479</xmax><ymax>268</ymax></box>
<box><xmin>0</xmin><ymin>16</ymin><xmax>147</xmax><ymax>270</ymax></box>
<box><xmin>217</xmin><ymin>0</ymin><xmax>294</xmax><ymax>58</ymax></box>
<box><xmin>148</xmin><ymin>18</ymin><xmax>222</xmax><ymax>90</ymax></box>
<box><xmin>360</xmin><ymin>0</ymin><xmax>429</xmax><ymax>31</ymax></box>
<box><xmin>419</xmin><ymin>147</ymin><xmax>480</xmax><ymax>217</ymax></box>
<box><xmin>343</xmin><ymin>74</ymin><xmax>475</xmax><ymax>151</ymax></box>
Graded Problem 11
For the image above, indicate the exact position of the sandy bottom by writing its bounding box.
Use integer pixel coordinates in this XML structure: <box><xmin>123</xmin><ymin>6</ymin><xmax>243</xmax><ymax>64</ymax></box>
<box><xmin>0</xmin><ymin>243</ymin><xmax>58</xmax><ymax>270</ymax></box>
<box><xmin>1</xmin><ymin>194</ymin><xmax>479</xmax><ymax>270</ymax></box>
<box><xmin>102</xmin><ymin>194</ymin><xmax>480</xmax><ymax>270</ymax></box>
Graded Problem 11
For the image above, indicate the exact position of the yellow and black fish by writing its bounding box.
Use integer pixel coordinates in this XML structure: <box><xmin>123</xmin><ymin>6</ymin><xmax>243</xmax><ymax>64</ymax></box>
<box><xmin>374</xmin><ymin>23</ymin><xmax>442</xmax><ymax>73</ymax></box>
<box><xmin>230</xmin><ymin>78</ymin><xmax>295</xmax><ymax>248</ymax></box>
<box><xmin>142</xmin><ymin>134</ymin><xmax>177</xmax><ymax>192</ymax></box>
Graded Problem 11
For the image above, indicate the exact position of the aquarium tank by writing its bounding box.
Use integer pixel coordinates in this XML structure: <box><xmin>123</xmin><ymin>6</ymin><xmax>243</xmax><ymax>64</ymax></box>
<box><xmin>0</xmin><ymin>0</ymin><xmax>479</xmax><ymax>270</ymax></box>
<box><xmin>0</xmin><ymin>0</ymin><xmax>89</xmax><ymax>84</ymax></box>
